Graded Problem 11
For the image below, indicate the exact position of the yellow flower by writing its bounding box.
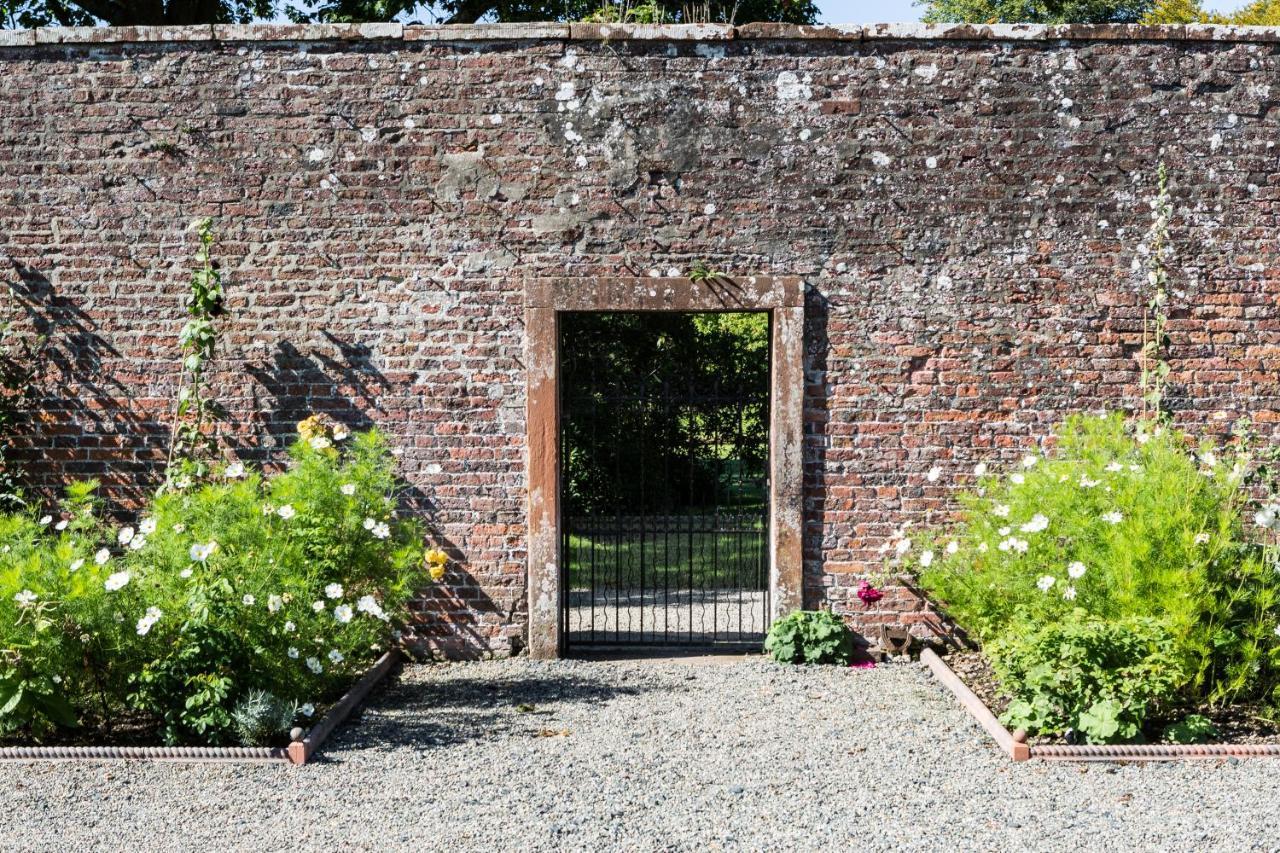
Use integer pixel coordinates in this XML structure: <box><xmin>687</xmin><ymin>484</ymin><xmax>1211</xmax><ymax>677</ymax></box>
<box><xmin>425</xmin><ymin>548</ymin><xmax>448</xmax><ymax>566</ymax></box>
<box><xmin>429</xmin><ymin>563</ymin><xmax>446</xmax><ymax>582</ymax></box>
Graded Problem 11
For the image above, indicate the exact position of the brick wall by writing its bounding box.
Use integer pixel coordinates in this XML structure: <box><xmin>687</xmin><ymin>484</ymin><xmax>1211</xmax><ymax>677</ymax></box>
<box><xmin>2</xmin><ymin>22</ymin><xmax>1278</xmax><ymax>655</ymax></box>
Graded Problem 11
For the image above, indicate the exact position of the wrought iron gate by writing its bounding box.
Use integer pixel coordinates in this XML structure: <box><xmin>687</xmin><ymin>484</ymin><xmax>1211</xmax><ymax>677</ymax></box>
<box><xmin>559</xmin><ymin>312</ymin><xmax>770</xmax><ymax>648</ymax></box>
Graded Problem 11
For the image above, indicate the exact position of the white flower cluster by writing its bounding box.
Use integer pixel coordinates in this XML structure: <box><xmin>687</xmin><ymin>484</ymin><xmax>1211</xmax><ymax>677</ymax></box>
<box><xmin>363</xmin><ymin>517</ymin><xmax>391</xmax><ymax>539</ymax></box>
<box><xmin>1254</xmin><ymin>504</ymin><xmax>1280</xmax><ymax>532</ymax></box>
<box><xmin>136</xmin><ymin>606</ymin><xmax>162</xmax><ymax>636</ymax></box>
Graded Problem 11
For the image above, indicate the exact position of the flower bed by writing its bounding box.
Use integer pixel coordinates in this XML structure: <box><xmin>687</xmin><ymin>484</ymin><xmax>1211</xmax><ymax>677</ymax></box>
<box><xmin>897</xmin><ymin>413</ymin><xmax>1280</xmax><ymax>752</ymax></box>
<box><xmin>0</xmin><ymin>417</ymin><xmax>443</xmax><ymax>751</ymax></box>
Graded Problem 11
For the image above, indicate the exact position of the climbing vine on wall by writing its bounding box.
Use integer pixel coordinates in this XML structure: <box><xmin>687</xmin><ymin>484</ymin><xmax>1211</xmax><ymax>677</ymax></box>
<box><xmin>164</xmin><ymin>218</ymin><xmax>226</xmax><ymax>491</ymax></box>
<box><xmin>1139</xmin><ymin>163</ymin><xmax>1173</xmax><ymax>422</ymax></box>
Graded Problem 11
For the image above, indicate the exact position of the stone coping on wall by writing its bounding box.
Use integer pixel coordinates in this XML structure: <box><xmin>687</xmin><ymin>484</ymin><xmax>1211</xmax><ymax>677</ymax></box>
<box><xmin>3</xmin><ymin>20</ymin><xmax>1280</xmax><ymax>48</ymax></box>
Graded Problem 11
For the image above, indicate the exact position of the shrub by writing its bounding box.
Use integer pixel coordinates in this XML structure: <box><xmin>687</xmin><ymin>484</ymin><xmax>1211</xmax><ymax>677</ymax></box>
<box><xmin>231</xmin><ymin>690</ymin><xmax>297</xmax><ymax>746</ymax></box>
<box><xmin>989</xmin><ymin>615</ymin><xmax>1184</xmax><ymax>743</ymax></box>
<box><xmin>911</xmin><ymin>413</ymin><xmax>1280</xmax><ymax>712</ymax></box>
<box><xmin>1162</xmin><ymin>713</ymin><xmax>1218</xmax><ymax>745</ymax></box>
<box><xmin>0</xmin><ymin>421</ymin><xmax>430</xmax><ymax>745</ymax></box>
<box><xmin>764</xmin><ymin>610</ymin><xmax>856</xmax><ymax>665</ymax></box>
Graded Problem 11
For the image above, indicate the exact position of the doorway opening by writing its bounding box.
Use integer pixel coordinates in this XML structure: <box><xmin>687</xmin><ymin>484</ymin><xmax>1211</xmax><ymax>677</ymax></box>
<box><xmin>559</xmin><ymin>311</ymin><xmax>771</xmax><ymax>650</ymax></box>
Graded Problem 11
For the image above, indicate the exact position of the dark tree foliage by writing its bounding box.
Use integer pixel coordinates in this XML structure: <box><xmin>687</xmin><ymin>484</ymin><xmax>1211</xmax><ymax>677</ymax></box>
<box><xmin>560</xmin><ymin>312</ymin><xmax>769</xmax><ymax>516</ymax></box>
<box><xmin>3</xmin><ymin>0</ymin><xmax>815</xmax><ymax>28</ymax></box>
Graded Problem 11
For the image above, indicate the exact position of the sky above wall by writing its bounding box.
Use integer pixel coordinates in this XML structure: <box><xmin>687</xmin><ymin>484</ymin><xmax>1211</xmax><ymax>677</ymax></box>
<box><xmin>817</xmin><ymin>0</ymin><xmax>1244</xmax><ymax>22</ymax></box>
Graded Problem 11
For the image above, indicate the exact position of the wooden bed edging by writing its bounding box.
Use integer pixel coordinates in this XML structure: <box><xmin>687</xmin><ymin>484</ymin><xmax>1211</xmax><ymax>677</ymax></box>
<box><xmin>920</xmin><ymin>647</ymin><xmax>1030</xmax><ymax>761</ymax></box>
<box><xmin>922</xmin><ymin>647</ymin><xmax>1280</xmax><ymax>762</ymax></box>
<box><xmin>288</xmin><ymin>648</ymin><xmax>399</xmax><ymax>764</ymax></box>
<box><xmin>0</xmin><ymin>650</ymin><xmax>399</xmax><ymax>765</ymax></box>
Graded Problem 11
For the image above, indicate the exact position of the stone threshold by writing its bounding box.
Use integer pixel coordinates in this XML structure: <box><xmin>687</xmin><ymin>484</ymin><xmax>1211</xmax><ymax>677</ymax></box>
<box><xmin>3</xmin><ymin>21</ymin><xmax>1280</xmax><ymax>49</ymax></box>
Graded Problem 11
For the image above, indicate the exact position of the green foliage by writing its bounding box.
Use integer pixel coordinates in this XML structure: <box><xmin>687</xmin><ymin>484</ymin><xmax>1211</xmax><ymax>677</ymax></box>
<box><xmin>231</xmin><ymin>689</ymin><xmax>297</xmax><ymax>746</ymax></box>
<box><xmin>990</xmin><ymin>615</ymin><xmax>1183</xmax><ymax>743</ymax></box>
<box><xmin>165</xmin><ymin>218</ymin><xmax>226</xmax><ymax>491</ymax></box>
<box><xmin>0</xmin><ymin>425</ymin><xmax>429</xmax><ymax>745</ymax></box>
<box><xmin>919</xmin><ymin>0</ymin><xmax>1153</xmax><ymax>23</ymax></box>
<box><xmin>910</xmin><ymin>413</ymin><xmax>1280</xmax><ymax>740</ymax></box>
<box><xmin>561</xmin><ymin>312</ymin><xmax>769</xmax><ymax>515</ymax></box>
<box><xmin>0</xmin><ymin>314</ymin><xmax>50</xmax><ymax>511</ymax></box>
<box><xmin>1162</xmin><ymin>713</ymin><xmax>1218</xmax><ymax>744</ymax></box>
<box><xmin>1139</xmin><ymin>164</ymin><xmax>1172</xmax><ymax>421</ymax></box>
<box><xmin>1143</xmin><ymin>0</ymin><xmax>1280</xmax><ymax>23</ymax></box>
<box><xmin>581</xmin><ymin>0</ymin><xmax>667</xmax><ymax>22</ymax></box>
<box><xmin>764</xmin><ymin>610</ymin><xmax>856</xmax><ymax>665</ymax></box>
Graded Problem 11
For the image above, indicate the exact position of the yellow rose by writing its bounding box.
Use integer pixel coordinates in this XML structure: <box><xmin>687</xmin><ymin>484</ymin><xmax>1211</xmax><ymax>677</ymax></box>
<box><xmin>429</xmin><ymin>564</ymin><xmax>446</xmax><ymax>582</ymax></box>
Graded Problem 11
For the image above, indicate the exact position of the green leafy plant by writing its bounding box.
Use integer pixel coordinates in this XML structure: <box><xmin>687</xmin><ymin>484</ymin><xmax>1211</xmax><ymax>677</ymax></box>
<box><xmin>0</xmin><ymin>419</ymin><xmax>432</xmax><ymax>745</ymax></box>
<box><xmin>165</xmin><ymin>218</ymin><xmax>227</xmax><ymax>491</ymax></box>
<box><xmin>764</xmin><ymin>610</ymin><xmax>855</xmax><ymax>665</ymax></box>
<box><xmin>990</xmin><ymin>615</ymin><xmax>1183</xmax><ymax>744</ymax></box>
<box><xmin>0</xmin><ymin>314</ymin><xmax>51</xmax><ymax>511</ymax></box>
<box><xmin>687</xmin><ymin>259</ymin><xmax>728</xmax><ymax>284</ymax></box>
<box><xmin>1162</xmin><ymin>713</ymin><xmax>1218</xmax><ymax>744</ymax></box>
<box><xmin>1139</xmin><ymin>163</ymin><xmax>1173</xmax><ymax>421</ymax></box>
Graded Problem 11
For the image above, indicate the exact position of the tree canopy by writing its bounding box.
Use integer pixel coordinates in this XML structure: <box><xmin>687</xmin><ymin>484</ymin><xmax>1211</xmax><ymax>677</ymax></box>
<box><xmin>919</xmin><ymin>0</ymin><xmax>1153</xmax><ymax>23</ymax></box>
<box><xmin>1</xmin><ymin>0</ymin><xmax>816</xmax><ymax>28</ymax></box>
<box><xmin>1141</xmin><ymin>0</ymin><xmax>1280</xmax><ymax>23</ymax></box>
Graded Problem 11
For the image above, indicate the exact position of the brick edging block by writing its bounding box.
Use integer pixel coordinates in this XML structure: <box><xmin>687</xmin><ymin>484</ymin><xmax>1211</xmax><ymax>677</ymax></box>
<box><xmin>7</xmin><ymin>21</ymin><xmax>1280</xmax><ymax>48</ymax></box>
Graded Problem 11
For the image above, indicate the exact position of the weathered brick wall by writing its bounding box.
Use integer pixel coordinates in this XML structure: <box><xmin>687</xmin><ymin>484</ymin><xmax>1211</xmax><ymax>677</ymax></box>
<box><xmin>2</xmin><ymin>22</ymin><xmax>1278</xmax><ymax>655</ymax></box>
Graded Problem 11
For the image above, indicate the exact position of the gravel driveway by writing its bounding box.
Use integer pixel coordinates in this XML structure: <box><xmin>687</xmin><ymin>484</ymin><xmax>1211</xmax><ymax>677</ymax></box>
<box><xmin>3</xmin><ymin>656</ymin><xmax>1279</xmax><ymax>852</ymax></box>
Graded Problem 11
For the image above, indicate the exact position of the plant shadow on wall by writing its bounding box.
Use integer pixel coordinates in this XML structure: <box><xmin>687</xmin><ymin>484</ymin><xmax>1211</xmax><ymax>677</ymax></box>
<box><xmin>801</xmin><ymin>288</ymin><xmax>831</xmax><ymax>613</ymax></box>
<box><xmin>244</xmin><ymin>337</ymin><xmax>510</xmax><ymax>658</ymax></box>
<box><xmin>886</xmin><ymin>166</ymin><xmax>1280</xmax><ymax>747</ymax></box>
<box><xmin>3</xmin><ymin>260</ymin><xmax>158</xmax><ymax>506</ymax></box>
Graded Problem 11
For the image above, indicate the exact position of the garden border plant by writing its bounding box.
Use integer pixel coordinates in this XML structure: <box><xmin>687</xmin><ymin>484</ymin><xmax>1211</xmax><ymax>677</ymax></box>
<box><xmin>0</xmin><ymin>221</ymin><xmax>450</xmax><ymax>763</ymax></box>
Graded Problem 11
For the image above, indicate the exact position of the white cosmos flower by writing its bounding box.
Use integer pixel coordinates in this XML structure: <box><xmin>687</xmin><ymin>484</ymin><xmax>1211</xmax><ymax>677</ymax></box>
<box><xmin>328</xmin><ymin>649</ymin><xmax>344</xmax><ymax>664</ymax></box>
<box><xmin>39</xmin><ymin>514</ymin><xmax>53</xmax><ymax>525</ymax></box>
<box><xmin>129</xmin><ymin>535</ymin><xmax>147</xmax><ymax>551</ymax></box>
<box><xmin>894</xmin><ymin>538</ymin><xmax>911</xmax><ymax>556</ymax></box>
<box><xmin>325</xmin><ymin>583</ymin><xmax>344</xmax><ymax>599</ymax></box>
<box><xmin>1067</xmin><ymin>561</ymin><xmax>1086</xmax><ymax>579</ymax></box>
<box><xmin>1036</xmin><ymin>575</ymin><xmax>1055</xmax><ymax>592</ymax></box>
<box><xmin>69</xmin><ymin>558</ymin><xmax>85</xmax><ymax>572</ymax></box>
<box><xmin>117</xmin><ymin>526</ymin><xmax>135</xmax><ymax>545</ymax></box>
<box><xmin>974</xmin><ymin>462</ymin><xmax>988</xmax><ymax>477</ymax></box>
<box><xmin>14</xmin><ymin>590</ymin><xmax>36</xmax><ymax>607</ymax></box>
<box><xmin>173</xmin><ymin>523</ymin><xmax>186</xmax><ymax>534</ymax></box>
<box><xmin>333</xmin><ymin>604</ymin><xmax>354</xmax><ymax>623</ymax></box>
<box><xmin>1101</xmin><ymin>511</ymin><xmax>1124</xmax><ymax>525</ymax></box>
<box><xmin>356</xmin><ymin>595</ymin><xmax>387</xmax><ymax>621</ymax></box>
<box><xmin>287</xmin><ymin>647</ymin><xmax>300</xmax><ymax>659</ymax></box>
<box><xmin>300</xmin><ymin>703</ymin><xmax>315</xmax><ymax>717</ymax></box>
<box><xmin>139</xmin><ymin>518</ymin><xmax>157</xmax><ymax>535</ymax></box>
<box><xmin>919</xmin><ymin>550</ymin><xmax>934</xmax><ymax>568</ymax></box>
<box><xmin>998</xmin><ymin>527</ymin><xmax>1012</xmax><ymax>537</ymax></box>
<box><xmin>340</xmin><ymin>483</ymin><xmax>356</xmax><ymax>496</ymax></box>
<box><xmin>179</xmin><ymin>568</ymin><xmax>193</xmax><ymax>579</ymax></box>
<box><xmin>1022</xmin><ymin>455</ymin><xmax>1038</xmax><ymax>469</ymax></box>
<box><xmin>224</xmin><ymin>462</ymin><xmax>246</xmax><ymax>479</ymax></box>
<box><xmin>309</xmin><ymin>436</ymin><xmax>331</xmax><ymax>451</ymax></box>
<box><xmin>104</xmin><ymin>570</ymin><xmax>131</xmax><ymax>591</ymax></box>
<box><xmin>926</xmin><ymin>466</ymin><xmax>942</xmax><ymax>483</ymax></box>
<box><xmin>371</xmin><ymin>522</ymin><xmax>391</xmax><ymax>540</ymax></box>
<box><xmin>977</xmin><ymin>542</ymin><xmax>989</xmax><ymax>553</ymax></box>
<box><xmin>242</xmin><ymin>594</ymin><xmax>256</xmax><ymax>606</ymax></box>
<box><xmin>305</xmin><ymin>657</ymin><xmax>323</xmax><ymax>674</ymax></box>
<box><xmin>1020</xmin><ymin>514</ymin><xmax>1049</xmax><ymax>534</ymax></box>
<box><xmin>363</xmin><ymin>517</ymin><xmax>377</xmax><ymax>531</ymax></box>
<box><xmin>1194</xmin><ymin>532</ymin><xmax>1211</xmax><ymax>545</ymax></box>
<box><xmin>277</xmin><ymin>504</ymin><xmax>296</xmax><ymax>520</ymax></box>
<box><xmin>135</xmin><ymin>606</ymin><xmax>162</xmax><ymax>636</ymax></box>
<box><xmin>1136</xmin><ymin>432</ymin><xmax>1150</xmax><ymax>445</ymax></box>
<box><xmin>268</xmin><ymin>594</ymin><xmax>283</xmax><ymax>613</ymax></box>
<box><xmin>333</xmin><ymin>424</ymin><xmax>349</xmax><ymax>441</ymax></box>
<box><xmin>1079</xmin><ymin>476</ymin><xmax>1100</xmax><ymax>488</ymax></box>
<box><xmin>1200</xmin><ymin>451</ymin><xmax>1217</xmax><ymax>468</ymax></box>
<box><xmin>945</xmin><ymin>540</ymin><xmax>959</xmax><ymax>555</ymax></box>
<box><xmin>312</xmin><ymin>600</ymin><xmax>326</xmax><ymax>613</ymax></box>
<box><xmin>998</xmin><ymin>538</ymin><xmax>1013</xmax><ymax>552</ymax></box>
<box><xmin>992</xmin><ymin>504</ymin><xmax>1010</xmax><ymax>518</ymax></box>
<box><xmin>1105</xmin><ymin>461</ymin><xmax>1123</xmax><ymax>473</ymax></box>
<box><xmin>94</xmin><ymin>548</ymin><xmax>111</xmax><ymax>565</ymax></box>
<box><xmin>1010</xmin><ymin>473</ymin><xmax>1026</xmax><ymax>485</ymax></box>
<box><xmin>189</xmin><ymin>542</ymin><xmax>216</xmax><ymax>562</ymax></box>
<box><xmin>261</xmin><ymin>504</ymin><xmax>275</xmax><ymax>516</ymax></box>
<box><xmin>1063</xmin><ymin>586</ymin><xmax>1077</xmax><ymax>601</ymax></box>
<box><xmin>284</xmin><ymin>620</ymin><xmax>296</xmax><ymax>632</ymax></box>
<box><xmin>1254</xmin><ymin>505</ymin><xmax>1280</xmax><ymax>531</ymax></box>
<box><xmin>55</xmin><ymin>519</ymin><xmax>68</xmax><ymax>531</ymax></box>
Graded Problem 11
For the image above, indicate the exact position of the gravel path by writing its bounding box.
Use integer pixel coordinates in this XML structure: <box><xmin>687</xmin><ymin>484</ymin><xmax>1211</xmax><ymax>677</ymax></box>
<box><xmin>3</xmin><ymin>657</ymin><xmax>1280</xmax><ymax>851</ymax></box>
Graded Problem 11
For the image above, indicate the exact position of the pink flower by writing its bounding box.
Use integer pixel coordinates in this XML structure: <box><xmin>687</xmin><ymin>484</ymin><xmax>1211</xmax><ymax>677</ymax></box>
<box><xmin>856</xmin><ymin>580</ymin><xmax>883</xmax><ymax>607</ymax></box>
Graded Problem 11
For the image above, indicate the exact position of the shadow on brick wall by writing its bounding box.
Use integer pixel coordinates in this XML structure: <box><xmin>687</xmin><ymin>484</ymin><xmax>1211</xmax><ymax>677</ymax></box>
<box><xmin>246</xmin><ymin>338</ymin><xmax>516</xmax><ymax>660</ymax></box>
<box><xmin>802</xmin><ymin>288</ymin><xmax>830</xmax><ymax>614</ymax></box>
<box><xmin>5</xmin><ymin>259</ymin><xmax>160</xmax><ymax>506</ymax></box>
